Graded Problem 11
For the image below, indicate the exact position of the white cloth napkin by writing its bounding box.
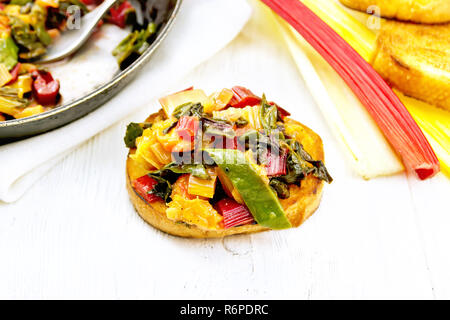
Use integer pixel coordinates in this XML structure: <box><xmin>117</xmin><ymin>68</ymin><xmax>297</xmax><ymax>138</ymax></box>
<box><xmin>0</xmin><ymin>0</ymin><xmax>251</xmax><ymax>203</ymax></box>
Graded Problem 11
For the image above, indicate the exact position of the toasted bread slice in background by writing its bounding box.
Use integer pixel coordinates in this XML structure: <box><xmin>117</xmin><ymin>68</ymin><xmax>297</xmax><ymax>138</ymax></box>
<box><xmin>126</xmin><ymin>114</ymin><xmax>325</xmax><ymax>238</ymax></box>
<box><xmin>339</xmin><ymin>0</ymin><xmax>450</xmax><ymax>24</ymax></box>
<box><xmin>371</xmin><ymin>21</ymin><xmax>450</xmax><ymax>112</ymax></box>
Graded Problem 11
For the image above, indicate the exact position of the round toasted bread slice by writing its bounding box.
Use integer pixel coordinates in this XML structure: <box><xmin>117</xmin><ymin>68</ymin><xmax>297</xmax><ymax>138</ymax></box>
<box><xmin>126</xmin><ymin>115</ymin><xmax>325</xmax><ymax>238</ymax></box>
<box><xmin>339</xmin><ymin>0</ymin><xmax>450</xmax><ymax>24</ymax></box>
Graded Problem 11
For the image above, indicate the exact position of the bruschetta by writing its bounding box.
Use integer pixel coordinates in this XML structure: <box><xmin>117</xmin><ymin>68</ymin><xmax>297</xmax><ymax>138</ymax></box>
<box><xmin>125</xmin><ymin>87</ymin><xmax>332</xmax><ymax>238</ymax></box>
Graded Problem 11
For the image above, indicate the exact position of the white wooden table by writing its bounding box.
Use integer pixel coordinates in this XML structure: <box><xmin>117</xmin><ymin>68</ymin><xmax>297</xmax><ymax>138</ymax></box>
<box><xmin>0</xmin><ymin>6</ymin><xmax>449</xmax><ymax>300</ymax></box>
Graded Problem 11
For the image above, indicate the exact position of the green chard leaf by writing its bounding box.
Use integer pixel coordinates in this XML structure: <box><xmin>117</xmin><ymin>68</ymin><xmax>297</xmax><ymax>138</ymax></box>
<box><xmin>279</xmin><ymin>139</ymin><xmax>333</xmax><ymax>185</ymax></box>
<box><xmin>9</xmin><ymin>15</ymin><xmax>46</xmax><ymax>59</ymax></box>
<box><xmin>31</xmin><ymin>4</ymin><xmax>52</xmax><ymax>46</ymax></box>
<box><xmin>0</xmin><ymin>87</ymin><xmax>29</xmax><ymax>107</ymax></box>
<box><xmin>0</xmin><ymin>35</ymin><xmax>19</xmax><ymax>70</ymax></box>
<box><xmin>161</xmin><ymin>163</ymin><xmax>210</xmax><ymax>180</ymax></box>
<box><xmin>147</xmin><ymin>174</ymin><xmax>172</xmax><ymax>202</ymax></box>
<box><xmin>113</xmin><ymin>31</ymin><xmax>139</xmax><ymax>66</ymax></box>
<box><xmin>144</xmin><ymin>162</ymin><xmax>210</xmax><ymax>203</ymax></box>
<box><xmin>235</xmin><ymin>117</ymin><xmax>248</xmax><ymax>127</ymax></box>
<box><xmin>297</xmin><ymin>146</ymin><xmax>333</xmax><ymax>183</ymax></box>
<box><xmin>162</xmin><ymin>120</ymin><xmax>178</xmax><ymax>135</ymax></box>
<box><xmin>124</xmin><ymin>122</ymin><xmax>151</xmax><ymax>148</ymax></box>
<box><xmin>34</xmin><ymin>23</ymin><xmax>52</xmax><ymax>46</ymax></box>
<box><xmin>202</xmin><ymin>117</ymin><xmax>235</xmax><ymax>138</ymax></box>
<box><xmin>10</xmin><ymin>0</ymin><xmax>32</xmax><ymax>5</ymax></box>
<box><xmin>113</xmin><ymin>23</ymin><xmax>156</xmax><ymax>67</ymax></box>
<box><xmin>269</xmin><ymin>178</ymin><xmax>290</xmax><ymax>199</ymax></box>
<box><xmin>133</xmin><ymin>23</ymin><xmax>156</xmax><ymax>54</ymax></box>
<box><xmin>68</xmin><ymin>0</ymin><xmax>89</xmax><ymax>14</ymax></box>
<box><xmin>172</xmin><ymin>102</ymin><xmax>203</xmax><ymax>119</ymax></box>
<box><xmin>260</xmin><ymin>94</ymin><xmax>278</xmax><ymax>130</ymax></box>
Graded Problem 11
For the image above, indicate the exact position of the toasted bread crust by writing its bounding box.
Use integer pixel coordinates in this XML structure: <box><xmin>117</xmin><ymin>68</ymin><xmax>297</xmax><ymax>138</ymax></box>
<box><xmin>126</xmin><ymin>114</ymin><xmax>325</xmax><ymax>238</ymax></box>
<box><xmin>339</xmin><ymin>0</ymin><xmax>450</xmax><ymax>24</ymax></box>
<box><xmin>372</xmin><ymin>21</ymin><xmax>450</xmax><ymax>111</ymax></box>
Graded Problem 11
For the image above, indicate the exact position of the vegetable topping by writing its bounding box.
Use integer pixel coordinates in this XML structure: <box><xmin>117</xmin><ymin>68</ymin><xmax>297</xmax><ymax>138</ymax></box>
<box><xmin>126</xmin><ymin>87</ymin><xmax>332</xmax><ymax>231</ymax></box>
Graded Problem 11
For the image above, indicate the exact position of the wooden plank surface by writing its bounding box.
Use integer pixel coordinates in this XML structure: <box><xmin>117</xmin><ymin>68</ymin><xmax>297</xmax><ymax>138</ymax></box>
<box><xmin>0</xmin><ymin>4</ymin><xmax>448</xmax><ymax>299</ymax></box>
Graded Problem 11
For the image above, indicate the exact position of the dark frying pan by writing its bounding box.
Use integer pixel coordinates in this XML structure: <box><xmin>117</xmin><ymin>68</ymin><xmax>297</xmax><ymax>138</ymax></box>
<box><xmin>0</xmin><ymin>0</ymin><xmax>181</xmax><ymax>142</ymax></box>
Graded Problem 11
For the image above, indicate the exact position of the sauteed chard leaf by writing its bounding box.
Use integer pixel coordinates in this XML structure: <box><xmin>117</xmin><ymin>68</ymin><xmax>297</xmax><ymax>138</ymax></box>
<box><xmin>269</xmin><ymin>178</ymin><xmax>290</xmax><ymax>199</ymax></box>
<box><xmin>161</xmin><ymin>162</ymin><xmax>210</xmax><ymax>180</ymax></box>
<box><xmin>147</xmin><ymin>174</ymin><xmax>172</xmax><ymax>202</ymax></box>
<box><xmin>0</xmin><ymin>36</ymin><xmax>18</xmax><ymax>70</ymax></box>
<box><xmin>10</xmin><ymin>0</ymin><xmax>32</xmax><ymax>5</ymax></box>
<box><xmin>260</xmin><ymin>94</ymin><xmax>278</xmax><ymax>130</ymax></box>
<box><xmin>113</xmin><ymin>23</ymin><xmax>156</xmax><ymax>66</ymax></box>
<box><xmin>172</xmin><ymin>102</ymin><xmax>203</xmax><ymax>119</ymax></box>
<box><xmin>296</xmin><ymin>145</ymin><xmax>333</xmax><ymax>183</ymax></box>
<box><xmin>9</xmin><ymin>15</ymin><xmax>46</xmax><ymax>59</ymax></box>
<box><xmin>162</xmin><ymin>120</ymin><xmax>178</xmax><ymax>135</ymax></box>
<box><xmin>163</xmin><ymin>102</ymin><xmax>205</xmax><ymax>134</ymax></box>
<box><xmin>280</xmin><ymin>139</ymin><xmax>333</xmax><ymax>184</ymax></box>
<box><xmin>144</xmin><ymin>162</ymin><xmax>210</xmax><ymax>202</ymax></box>
<box><xmin>124</xmin><ymin>122</ymin><xmax>151</xmax><ymax>148</ymax></box>
<box><xmin>31</xmin><ymin>4</ymin><xmax>52</xmax><ymax>46</ymax></box>
<box><xmin>235</xmin><ymin>117</ymin><xmax>248</xmax><ymax>127</ymax></box>
<box><xmin>202</xmin><ymin>117</ymin><xmax>235</xmax><ymax>138</ymax></box>
<box><xmin>0</xmin><ymin>87</ymin><xmax>29</xmax><ymax>108</ymax></box>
